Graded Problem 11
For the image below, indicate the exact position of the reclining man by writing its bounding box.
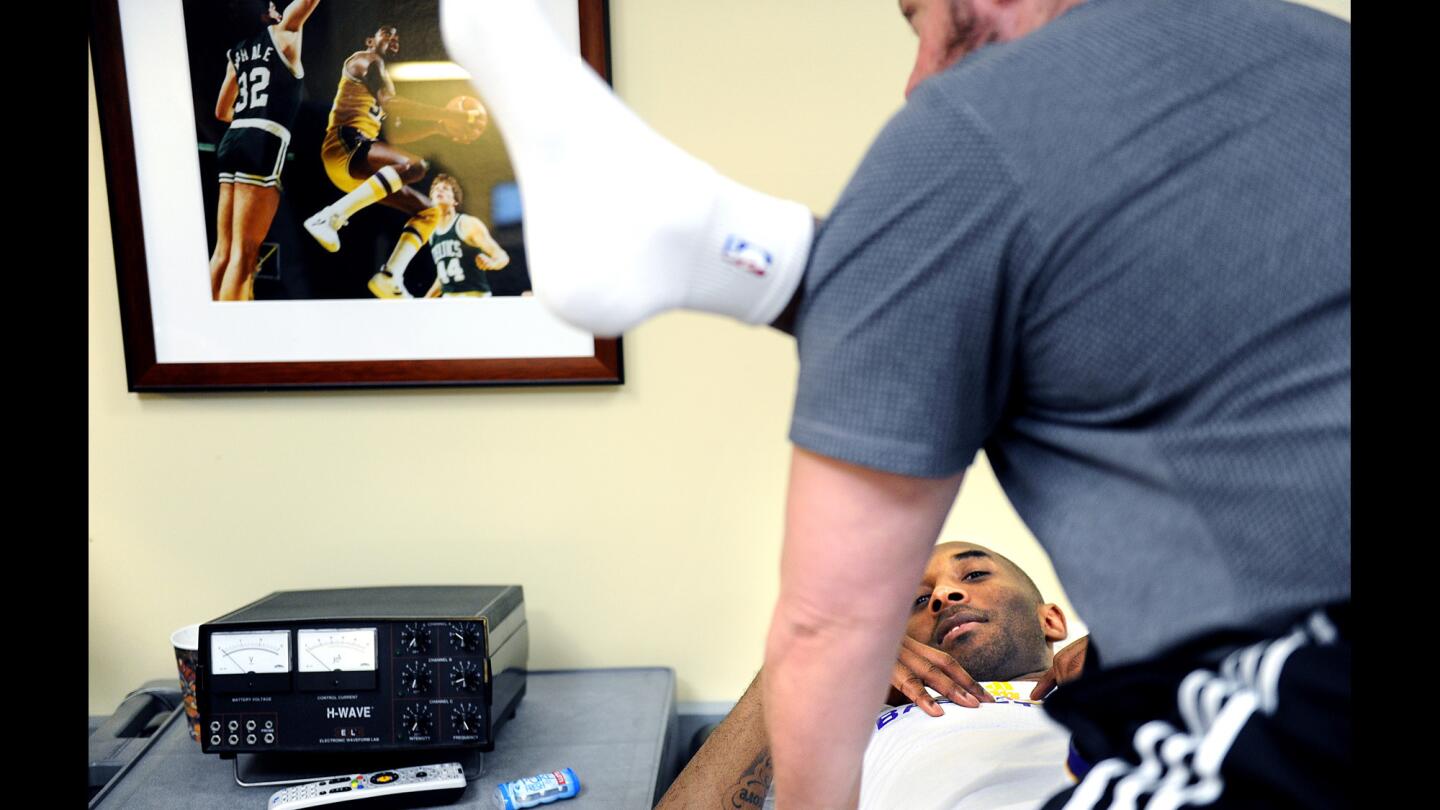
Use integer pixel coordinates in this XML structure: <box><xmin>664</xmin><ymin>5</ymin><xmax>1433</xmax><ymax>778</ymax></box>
<box><xmin>657</xmin><ymin>540</ymin><xmax>1088</xmax><ymax>810</ymax></box>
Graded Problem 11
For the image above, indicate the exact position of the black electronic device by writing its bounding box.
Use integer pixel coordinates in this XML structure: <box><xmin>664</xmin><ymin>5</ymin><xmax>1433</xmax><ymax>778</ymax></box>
<box><xmin>196</xmin><ymin>586</ymin><xmax>527</xmax><ymax>756</ymax></box>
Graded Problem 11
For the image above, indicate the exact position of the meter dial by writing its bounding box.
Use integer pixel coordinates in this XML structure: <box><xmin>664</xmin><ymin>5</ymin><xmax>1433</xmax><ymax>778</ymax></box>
<box><xmin>297</xmin><ymin>628</ymin><xmax>377</xmax><ymax>672</ymax></box>
<box><xmin>450</xmin><ymin>660</ymin><xmax>483</xmax><ymax>693</ymax></box>
<box><xmin>398</xmin><ymin>662</ymin><xmax>433</xmax><ymax>696</ymax></box>
<box><xmin>447</xmin><ymin>622</ymin><xmax>482</xmax><ymax>653</ymax></box>
<box><xmin>450</xmin><ymin>702</ymin><xmax>483</xmax><ymax>735</ymax></box>
<box><xmin>401</xmin><ymin>703</ymin><xmax>434</xmax><ymax>738</ymax></box>
<box><xmin>210</xmin><ymin>631</ymin><xmax>290</xmax><ymax>675</ymax></box>
<box><xmin>398</xmin><ymin>623</ymin><xmax>431</xmax><ymax>656</ymax></box>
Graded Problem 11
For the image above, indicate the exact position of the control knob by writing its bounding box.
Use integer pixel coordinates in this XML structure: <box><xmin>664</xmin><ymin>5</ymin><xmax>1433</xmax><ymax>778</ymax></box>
<box><xmin>450</xmin><ymin>702</ymin><xmax>483</xmax><ymax>735</ymax></box>
<box><xmin>448</xmin><ymin>622</ymin><xmax>483</xmax><ymax>653</ymax></box>
<box><xmin>449</xmin><ymin>660</ymin><xmax>483</xmax><ymax>693</ymax></box>
<box><xmin>398</xmin><ymin>623</ymin><xmax>431</xmax><ymax>656</ymax></box>
<box><xmin>399</xmin><ymin>662</ymin><xmax>433</xmax><ymax>696</ymax></box>
<box><xmin>401</xmin><ymin>703</ymin><xmax>434</xmax><ymax>739</ymax></box>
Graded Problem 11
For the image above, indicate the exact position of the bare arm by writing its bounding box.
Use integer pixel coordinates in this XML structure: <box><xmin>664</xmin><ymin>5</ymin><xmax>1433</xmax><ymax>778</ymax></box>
<box><xmin>367</xmin><ymin>61</ymin><xmax>469</xmax><ymax>127</ymax></box>
<box><xmin>358</xmin><ymin>58</ymin><xmax>471</xmax><ymax>140</ymax></box>
<box><xmin>384</xmin><ymin>117</ymin><xmax>449</xmax><ymax>144</ymax></box>
<box><xmin>655</xmin><ymin>672</ymin><xmax>772</xmax><ymax>810</ymax></box>
<box><xmin>383</xmin><ymin>94</ymin><xmax>473</xmax><ymax>127</ymax></box>
<box><xmin>215</xmin><ymin>59</ymin><xmax>238</xmax><ymax>123</ymax></box>
<box><xmin>459</xmin><ymin>216</ymin><xmax>510</xmax><ymax>270</ymax></box>
<box><xmin>278</xmin><ymin>0</ymin><xmax>322</xmax><ymax>31</ymax></box>
<box><xmin>764</xmin><ymin>448</ymin><xmax>963</xmax><ymax>809</ymax></box>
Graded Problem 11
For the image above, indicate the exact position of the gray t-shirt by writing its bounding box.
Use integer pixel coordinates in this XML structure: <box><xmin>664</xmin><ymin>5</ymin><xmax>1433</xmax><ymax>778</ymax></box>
<box><xmin>790</xmin><ymin>0</ymin><xmax>1350</xmax><ymax>667</ymax></box>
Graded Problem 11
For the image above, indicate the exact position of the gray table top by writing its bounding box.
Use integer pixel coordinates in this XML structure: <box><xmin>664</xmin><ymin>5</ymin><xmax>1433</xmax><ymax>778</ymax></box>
<box><xmin>92</xmin><ymin>668</ymin><xmax>677</xmax><ymax>810</ymax></box>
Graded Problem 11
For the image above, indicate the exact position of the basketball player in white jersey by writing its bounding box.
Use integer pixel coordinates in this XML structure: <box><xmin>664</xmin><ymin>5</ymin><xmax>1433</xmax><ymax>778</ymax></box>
<box><xmin>657</xmin><ymin>541</ymin><xmax>1090</xmax><ymax>810</ymax></box>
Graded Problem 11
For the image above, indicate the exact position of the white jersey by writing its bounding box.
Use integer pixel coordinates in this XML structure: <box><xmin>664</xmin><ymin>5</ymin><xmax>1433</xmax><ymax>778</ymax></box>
<box><xmin>765</xmin><ymin>681</ymin><xmax>1074</xmax><ymax>810</ymax></box>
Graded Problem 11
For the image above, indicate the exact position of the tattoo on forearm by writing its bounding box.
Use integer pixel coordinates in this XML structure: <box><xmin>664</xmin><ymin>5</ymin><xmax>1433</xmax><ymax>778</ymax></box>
<box><xmin>726</xmin><ymin>750</ymin><xmax>773</xmax><ymax>809</ymax></box>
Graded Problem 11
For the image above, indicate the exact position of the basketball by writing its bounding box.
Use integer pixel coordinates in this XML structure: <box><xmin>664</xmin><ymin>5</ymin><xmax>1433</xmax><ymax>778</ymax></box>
<box><xmin>445</xmin><ymin>95</ymin><xmax>488</xmax><ymax>143</ymax></box>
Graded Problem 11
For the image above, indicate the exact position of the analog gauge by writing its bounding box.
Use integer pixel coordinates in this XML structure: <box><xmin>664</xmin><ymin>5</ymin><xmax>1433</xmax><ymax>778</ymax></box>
<box><xmin>447</xmin><ymin>622</ymin><xmax>482</xmax><ymax>653</ymax></box>
<box><xmin>450</xmin><ymin>660</ymin><xmax>483</xmax><ymax>693</ymax></box>
<box><xmin>401</xmin><ymin>703</ymin><xmax>434</xmax><ymax>737</ymax></box>
<box><xmin>399</xmin><ymin>662</ymin><xmax>433</xmax><ymax>696</ymax></box>
<box><xmin>210</xmin><ymin>631</ymin><xmax>290</xmax><ymax>675</ymax></box>
<box><xmin>297</xmin><ymin>628</ymin><xmax>377</xmax><ymax>672</ymax></box>
<box><xmin>450</xmin><ymin>702</ymin><xmax>483</xmax><ymax>735</ymax></box>
<box><xmin>398</xmin><ymin>623</ymin><xmax>431</xmax><ymax>656</ymax></box>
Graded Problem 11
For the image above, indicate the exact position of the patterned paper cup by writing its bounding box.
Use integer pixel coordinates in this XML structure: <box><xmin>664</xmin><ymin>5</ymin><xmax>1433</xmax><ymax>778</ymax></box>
<box><xmin>170</xmin><ymin>623</ymin><xmax>202</xmax><ymax>744</ymax></box>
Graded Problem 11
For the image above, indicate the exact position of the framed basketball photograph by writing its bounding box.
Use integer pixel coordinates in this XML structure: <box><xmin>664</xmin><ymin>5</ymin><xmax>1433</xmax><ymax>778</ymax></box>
<box><xmin>90</xmin><ymin>0</ymin><xmax>621</xmax><ymax>390</ymax></box>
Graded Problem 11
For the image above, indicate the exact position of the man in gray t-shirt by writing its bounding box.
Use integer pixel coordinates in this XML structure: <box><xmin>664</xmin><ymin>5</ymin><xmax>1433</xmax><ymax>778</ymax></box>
<box><xmin>769</xmin><ymin>0</ymin><xmax>1349</xmax><ymax>805</ymax></box>
<box><xmin>438</xmin><ymin>0</ymin><xmax>1349</xmax><ymax>806</ymax></box>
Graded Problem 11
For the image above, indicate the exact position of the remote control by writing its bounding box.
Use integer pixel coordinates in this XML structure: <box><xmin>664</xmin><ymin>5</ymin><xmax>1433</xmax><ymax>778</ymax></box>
<box><xmin>267</xmin><ymin>763</ymin><xmax>467</xmax><ymax>809</ymax></box>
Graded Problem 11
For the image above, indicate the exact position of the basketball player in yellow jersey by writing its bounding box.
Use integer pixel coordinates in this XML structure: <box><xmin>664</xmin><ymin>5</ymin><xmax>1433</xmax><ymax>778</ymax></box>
<box><xmin>302</xmin><ymin>23</ymin><xmax>483</xmax><ymax>288</ymax></box>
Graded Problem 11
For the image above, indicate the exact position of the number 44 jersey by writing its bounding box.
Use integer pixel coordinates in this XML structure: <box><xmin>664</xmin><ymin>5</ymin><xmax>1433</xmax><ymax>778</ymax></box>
<box><xmin>430</xmin><ymin>214</ymin><xmax>494</xmax><ymax>297</ymax></box>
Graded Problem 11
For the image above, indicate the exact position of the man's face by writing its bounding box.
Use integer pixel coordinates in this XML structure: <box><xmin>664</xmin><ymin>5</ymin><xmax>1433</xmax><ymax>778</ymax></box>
<box><xmin>898</xmin><ymin>0</ymin><xmax>996</xmax><ymax>98</ymax></box>
<box><xmin>373</xmin><ymin>27</ymin><xmax>401</xmax><ymax>56</ymax></box>
<box><xmin>905</xmin><ymin>542</ymin><xmax>1057</xmax><ymax>681</ymax></box>
<box><xmin>431</xmin><ymin>181</ymin><xmax>458</xmax><ymax>208</ymax></box>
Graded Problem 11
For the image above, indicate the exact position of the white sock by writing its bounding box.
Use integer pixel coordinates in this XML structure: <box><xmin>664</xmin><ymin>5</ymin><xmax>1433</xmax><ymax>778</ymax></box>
<box><xmin>439</xmin><ymin>0</ymin><xmax>812</xmax><ymax>337</ymax></box>
<box><xmin>383</xmin><ymin>231</ymin><xmax>422</xmax><ymax>283</ymax></box>
<box><xmin>333</xmin><ymin>165</ymin><xmax>404</xmax><ymax>223</ymax></box>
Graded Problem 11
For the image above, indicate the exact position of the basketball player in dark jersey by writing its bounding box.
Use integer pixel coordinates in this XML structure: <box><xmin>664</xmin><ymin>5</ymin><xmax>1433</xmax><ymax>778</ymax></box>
<box><xmin>302</xmin><ymin>24</ymin><xmax>484</xmax><ymax>279</ymax></box>
<box><xmin>420</xmin><ymin>175</ymin><xmax>510</xmax><ymax>297</ymax></box>
<box><xmin>209</xmin><ymin>0</ymin><xmax>322</xmax><ymax>301</ymax></box>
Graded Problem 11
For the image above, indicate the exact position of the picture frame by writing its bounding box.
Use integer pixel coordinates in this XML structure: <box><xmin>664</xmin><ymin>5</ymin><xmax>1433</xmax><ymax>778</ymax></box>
<box><xmin>89</xmin><ymin>0</ymin><xmax>622</xmax><ymax>390</ymax></box>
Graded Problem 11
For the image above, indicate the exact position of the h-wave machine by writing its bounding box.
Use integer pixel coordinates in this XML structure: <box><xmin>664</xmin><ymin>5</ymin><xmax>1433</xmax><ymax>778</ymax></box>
<box><xmin>196</xmin><ymin>586</ymin><xmax>527</xmax><ymax>795</ymax></box>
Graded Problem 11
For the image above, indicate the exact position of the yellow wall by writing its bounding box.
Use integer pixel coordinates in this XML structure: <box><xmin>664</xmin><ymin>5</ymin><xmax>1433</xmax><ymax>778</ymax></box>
<box><xmin>89</xmin><ymin>0</ymin><xmax>1348</xmax><ymax>714</ymax></box>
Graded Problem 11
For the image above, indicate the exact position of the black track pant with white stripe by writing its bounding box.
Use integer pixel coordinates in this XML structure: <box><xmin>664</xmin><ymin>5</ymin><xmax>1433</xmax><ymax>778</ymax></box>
<box><xmin>1040</xmin><ymin>602</ymin><xmax>1349</xmax><ymax>809</ymax></box>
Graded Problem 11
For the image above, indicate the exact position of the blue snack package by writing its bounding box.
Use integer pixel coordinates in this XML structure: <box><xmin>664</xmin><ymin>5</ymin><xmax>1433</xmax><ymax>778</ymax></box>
<box><xmin>493</xmin><ymin>768</ymin><xmax>581</xmax><ymax>809</ymax></box>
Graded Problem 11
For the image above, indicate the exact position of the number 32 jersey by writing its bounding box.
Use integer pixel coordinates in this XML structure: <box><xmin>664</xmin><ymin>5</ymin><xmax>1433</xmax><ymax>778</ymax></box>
<box><xmin>228</xmin><ymin>28</ymin><xmax>304</xmax><ymax>131</ymax></box>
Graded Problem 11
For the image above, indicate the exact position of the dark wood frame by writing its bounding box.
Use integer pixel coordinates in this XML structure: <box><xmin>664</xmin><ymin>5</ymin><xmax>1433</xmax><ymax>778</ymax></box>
<box><xmin>89</xmin><ymin>0</ymin><xmax>622</xmax><ymax>391</ymax></box>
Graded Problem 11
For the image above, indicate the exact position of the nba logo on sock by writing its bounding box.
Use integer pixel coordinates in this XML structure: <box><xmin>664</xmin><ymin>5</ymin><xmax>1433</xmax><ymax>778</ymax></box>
<box><xmin>722</xmin><ymin>235</ymin><xmax>772</xmax><ymax>277</ymax></box>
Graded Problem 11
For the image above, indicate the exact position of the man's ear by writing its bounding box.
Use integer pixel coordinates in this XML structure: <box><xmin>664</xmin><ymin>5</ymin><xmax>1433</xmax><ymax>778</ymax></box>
<box><xmin>1037</xmin><ymin>603</ymin><xmax>1067</xmax><ymax>643</ymax></box>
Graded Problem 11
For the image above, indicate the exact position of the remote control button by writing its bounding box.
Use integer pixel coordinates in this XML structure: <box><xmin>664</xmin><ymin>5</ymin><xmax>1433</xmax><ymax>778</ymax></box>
<box><xmin>416</xmin><ymin>771</ymin><xmax>428</xmax><ymax>778</ymax></box>
<box><xmin>372</xmin><ymin>771</ymin><xmax>399</xmax><ymax>784</ymax></box>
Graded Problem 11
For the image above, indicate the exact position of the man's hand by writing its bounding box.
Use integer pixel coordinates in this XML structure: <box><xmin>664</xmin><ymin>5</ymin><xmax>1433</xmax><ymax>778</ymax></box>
<box><xmin>888</xmin><ymin>635</ymin><xmax>992</xmax><ymax>716</ymax></box>
<box><xmin>1030</xmin><ymin>635</ymin><xmax>1089</xmax><ymax>700</ymax></box>
<box><xmin>475</xmin><ymin>252</ymin><xmax>509</xmax><ymax>271</ymax></box>
<box><xmin>445</xmin><ymin>120</ymin><xmax>486</xmax><ymax>144</ymax></box>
